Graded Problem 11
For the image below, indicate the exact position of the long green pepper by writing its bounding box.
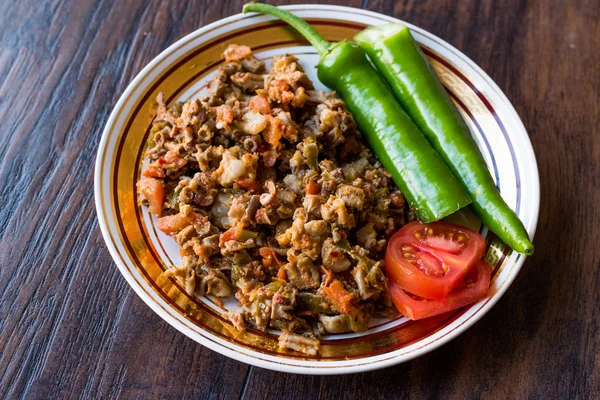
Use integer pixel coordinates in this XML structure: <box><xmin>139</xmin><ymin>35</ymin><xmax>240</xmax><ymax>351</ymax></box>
<box><xmin>242</xmin><ymin>3</ymin><xmax>471</xmax><ymax>222</ymax></box>
<box><xmin>355</xmin><ymin>24</ymin><xmax>534</xmax><ymax>255</ymax></box>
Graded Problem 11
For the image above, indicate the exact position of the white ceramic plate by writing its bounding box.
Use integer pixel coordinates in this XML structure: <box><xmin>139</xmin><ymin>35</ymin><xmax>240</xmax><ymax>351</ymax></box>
<box><xmin>95</xmin><ymin>5</ymin><xmax>539</xmax><ymax>374</ymax></box>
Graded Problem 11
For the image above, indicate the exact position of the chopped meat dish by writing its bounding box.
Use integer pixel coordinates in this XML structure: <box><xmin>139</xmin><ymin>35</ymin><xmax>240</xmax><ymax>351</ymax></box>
<box><xmin>136</xmin><ymin>44</ymin><xmax>415</xmax><ymax>355</ymax></box>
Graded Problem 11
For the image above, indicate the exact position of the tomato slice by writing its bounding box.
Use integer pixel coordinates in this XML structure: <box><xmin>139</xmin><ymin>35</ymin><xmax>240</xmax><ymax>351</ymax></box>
<box><xmin>388</xmin><ymin>260</ymin><xmax>492</xmax><ymax>320</ymax></box>
<box><xmin>385</xmin><ymin>221</ymin><xmax>486</xmax><ymax>300</ymax></box>
<box><xmin>398</xmin><ymin>221</ymin><xmax>486</xmax><ymax>267</ymax></box>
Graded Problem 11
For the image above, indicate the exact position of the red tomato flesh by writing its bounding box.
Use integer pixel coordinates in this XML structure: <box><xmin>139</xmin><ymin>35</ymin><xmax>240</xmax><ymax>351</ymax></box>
<box><xmin>389</xmin><ymin>260</ymin><xmax>492</xmax><ymax>320</ymax></box>
<box><xmin>136</xmin><ymin>177</ymin><xmax>164</xmax><ymax>216</ymax></box>
<box><xmin>385</xmin><ymin>221</ymin><xmax>486</xmax><ymax>300</ymax></box>
<box><xmin>398</xmin><ymin>221</ymin><xmax>486</xmax><ymax>266</ymax></box>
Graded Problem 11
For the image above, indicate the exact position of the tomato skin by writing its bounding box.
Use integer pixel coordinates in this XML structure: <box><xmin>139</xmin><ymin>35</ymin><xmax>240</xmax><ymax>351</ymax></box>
<box><xmin>389</xmin><ymin>260</ymin><xmax>492</xmax><ymax>320</ymax></box>
<box><xmin>385</xmin><ymin>221</ymin><xmax>486</xmax><ymax>300</ymax></box>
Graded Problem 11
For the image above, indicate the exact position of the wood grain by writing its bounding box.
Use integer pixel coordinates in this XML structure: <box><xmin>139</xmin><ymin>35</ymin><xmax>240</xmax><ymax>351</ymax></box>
<box><xmin>0</xmin><ymin>0</ymin><xmax>598</xmax><ymax>399</ymax></box>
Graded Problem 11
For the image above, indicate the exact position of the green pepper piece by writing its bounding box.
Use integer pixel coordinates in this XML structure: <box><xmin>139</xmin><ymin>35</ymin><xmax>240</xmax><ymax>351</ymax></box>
<box><xmin>335</xmin><ymin>237</ymin><xmax>379</xmax><ymax>268</ymax></box>
<box><xmin>233</xmin><ymin>250</ymin><xmax>252</xmax><ymax>267</ymax></box>
<box><xmin>238</xmin><ymin>229</ymin><xmax>258</xmax><ymax>242</ymax></box>
<box><xmin>147</xmin><ymin>121</ymin><xmax>170</xmax><ymax>149</ymax></box>
<box><xmin>166</xmin><ymin>187</ymin><xmax>181</xmax><ymax>210</ymax></box>
<box><xmin>242</xmin><ymin>3</ymin><xmax>471</xmax><ymax>222</ymax></box>
<box><xmin>297</xmin><ymin>292</ymin><xmax>335</xmax><ymax>314</ymax></box>
<box><xmin>263</xmin><ymin>280</ymin><xmax>285</xmax><ymax>294</ymax></box>
<box><xmin>346</xmin><ymin>308</ymin><xmax>370</xmax><ymax>333</ymax></box>
<box><xmin>355</xmin><ymin>24</ymin><xmax>534</xmax><ymax>255</ymax></box>
<box><xmin>303</xmin><ymin>140</ymin><xmax>319</xmax><ymax>171</ymax></box>
<box><xmin>230</xmin><ymin>264</ymin><xmax>243</xmax><ymax>284</ymax></box>
<box><xmin>320</xmin><ymin>170</ymin><xmax>345</xmax><ymax>185</ymax></box>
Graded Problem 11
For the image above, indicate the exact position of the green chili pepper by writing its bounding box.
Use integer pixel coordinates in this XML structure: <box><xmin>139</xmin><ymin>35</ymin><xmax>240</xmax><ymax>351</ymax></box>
<box><xmin>355</xmin><ymin>24</ymin><xmax>534</xmax><ymax>255</ymax></box>
<box><xmin>242</xmin><ymin>3</ymin><xmax>471</xmax><ymax>222</ymax></box>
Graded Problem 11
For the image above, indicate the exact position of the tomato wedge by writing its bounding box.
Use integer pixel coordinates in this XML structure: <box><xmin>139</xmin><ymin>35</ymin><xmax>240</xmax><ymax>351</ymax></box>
<box><xmin>388</xmin><ymin>260</ymin><xmax>492</xmax><ymax>320</ymax></box>
<box><xmin>385</xmin><ymin>221</ymin><xmax>486</xmax><ymax>300</ymax></box>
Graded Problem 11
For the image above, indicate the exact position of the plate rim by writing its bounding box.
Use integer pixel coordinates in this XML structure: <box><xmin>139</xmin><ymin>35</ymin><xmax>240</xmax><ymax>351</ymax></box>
<box><xmin>94</xmin><ymin>4</ymin><xmax>540</xmax><ymax>375</ymax></box>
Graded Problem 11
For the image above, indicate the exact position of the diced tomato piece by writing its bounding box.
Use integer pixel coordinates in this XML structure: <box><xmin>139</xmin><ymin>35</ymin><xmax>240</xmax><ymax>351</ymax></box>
<box><xmin>156</xmin><ymin>214</ymin><xmax>189</xmax><ymax>234</ymax></box>
<box><xmin>156</xmin><ymin>212</ymin><xmax>205</xmax><ymax>234</ymax></box>
<box><xmin>389</xmin><ymin>260</ymin><xmax>492</xmax><ymax>320</ymax></box>
<box><xmin>163</xmin><ymin>150</ymin><xmax>187</xmax><ymax>169</ymax></box>
<box><xmin>236</xmin><ymin>177</ymin><xmax>261</xmax><ymax>193</ymax></box>
<box><xmin>259</xmin><ymin>247</ymin><xmax>282</xmax><ymax>267</ymax></box>
<box><xmin>223</xmin><ymin>44</ymin><xmax>252</xmax><ymax>62</ymax></box>
<box><xmin>220</xmin><ymin>225</ymin><xmax>243</xmax><ymax>246</ymax></box>
<box><xmin>262</xmin><ymin>116</ymin><xmax>283</xmax><ymax>146</ymax></box>
<box><xmin>248</xmin><ymin>94</ymin><xmax>271</xmax><ymax>114</ymax></box>
<box><xmin>216</xmin><ymin>105</ymin><xmax>234</xmax><ymax>125</ymax></box>
<box><xmin>142</xmin><ymin>165</ymin><xmax>165</xmax><ymax>178</ymax></box>
<box><xmin>136</xmin><ymin>177</ymin><xmax>164</xmax><ymax>215</ymax></box>
<box><xmin>306</xmin><ymin>180</ymin><xmax>321</xmax><ymax>195</ymax></box>
<box><xmin>277</xmin><ymin>266</ymin><xmax>287</xmax><ymax>281</ymax></box>
<box><xmin>323</xmin><ymin>280</ymin><xmax>354</xmax><ymax>314</ymax></box>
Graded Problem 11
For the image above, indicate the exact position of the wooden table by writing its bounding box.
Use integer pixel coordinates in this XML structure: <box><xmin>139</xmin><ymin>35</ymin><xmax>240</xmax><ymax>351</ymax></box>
<box><xmin>1</xmin><ymin>0</ymin><xmax>598</xmax><ymax>398</ymax></box>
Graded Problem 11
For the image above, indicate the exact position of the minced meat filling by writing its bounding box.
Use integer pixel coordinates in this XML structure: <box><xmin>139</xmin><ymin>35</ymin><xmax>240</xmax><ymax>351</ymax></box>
<box><xmin>136</xmin><ymin>44</ymin><xmax>415</xmax><ymax>355</ymax></box>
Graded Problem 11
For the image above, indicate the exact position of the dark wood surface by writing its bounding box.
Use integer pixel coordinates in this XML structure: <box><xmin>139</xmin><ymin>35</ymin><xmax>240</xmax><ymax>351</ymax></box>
<box><xmin>1</xmin><ymin>0</ymin><xmax>598</xmax><ymax>398</ymax></box>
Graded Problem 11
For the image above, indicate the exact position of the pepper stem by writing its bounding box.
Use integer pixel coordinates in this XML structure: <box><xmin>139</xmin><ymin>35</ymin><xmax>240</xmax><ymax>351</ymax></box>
<box><xmin>242</xmin><ymin>3</ymin><xmax>331</xmax><ymax>56</ymax></box>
